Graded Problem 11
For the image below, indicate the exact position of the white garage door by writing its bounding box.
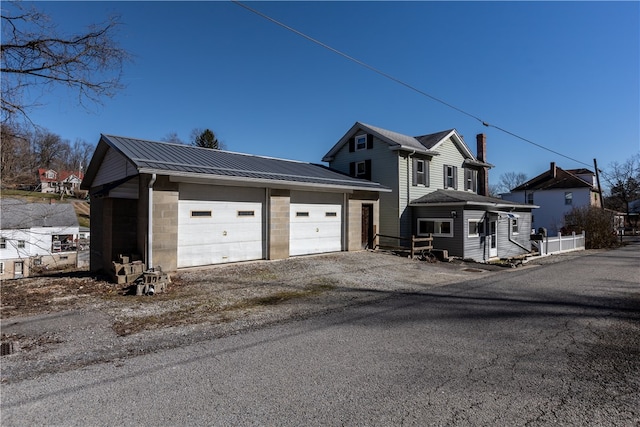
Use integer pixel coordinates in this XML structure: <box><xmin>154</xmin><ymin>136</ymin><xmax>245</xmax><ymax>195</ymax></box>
<box><xmin>177</xmin><ymin>185</ymin><xmax>264</xmax><ymax>268</ymax></box>
<box><xmin>290</xmin><ymin>193</ymin><xmax>342</xmax><ymax>256</ymax></box>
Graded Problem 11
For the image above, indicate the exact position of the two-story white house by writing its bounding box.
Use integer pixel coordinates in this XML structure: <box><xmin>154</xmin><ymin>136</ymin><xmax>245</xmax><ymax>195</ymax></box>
<box><xmin>0</xmin><ymin>199</ymin><xmax>80</xmax><ymax>279</ymax></box>
<box><xmin>323</xmin><ymin>122</ymin><xmax>537</xmax><ymax>262</ymax></box>
<box><xmin>501</xmin><ymin>162</ymin><xmax>601</xmax><ymax>236</ymax></box>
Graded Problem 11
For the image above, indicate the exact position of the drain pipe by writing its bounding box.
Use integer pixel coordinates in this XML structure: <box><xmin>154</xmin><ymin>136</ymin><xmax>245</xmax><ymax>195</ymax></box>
<box><xmin>147</xmin><ymin>173</ymin><xmax>157</xmax><ymax>271</ymax></box>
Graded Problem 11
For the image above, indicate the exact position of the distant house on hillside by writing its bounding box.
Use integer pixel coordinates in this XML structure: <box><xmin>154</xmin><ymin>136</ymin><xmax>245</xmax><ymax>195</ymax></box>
<box><xmin>0</xmin><ymin>199</ymin><xmax>80</xmax><ymax>279</ymax></box>
<box><xmin>38</xmin><ymin>168</ymin><xmax>85</xmax><ymax>196</ymax></box>
<box><xmin>501</xmin><ymin>162</ymin><xmax>601</xmax><ymax>236</ymax></box>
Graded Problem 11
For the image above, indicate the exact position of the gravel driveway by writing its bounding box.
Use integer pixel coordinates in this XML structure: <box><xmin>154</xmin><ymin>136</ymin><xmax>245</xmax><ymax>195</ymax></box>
<box><xmin>0</xmin><ymin>249</ymin><xmax>588</xmax><ymax>383</ymax></box>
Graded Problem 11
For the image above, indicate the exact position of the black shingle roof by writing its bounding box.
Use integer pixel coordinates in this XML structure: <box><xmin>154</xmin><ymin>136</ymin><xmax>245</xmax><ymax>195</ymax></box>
<box><xmin>411</xmin><ymin>189</ymin><xmax>534</xmax><ymax>208</ymax></box>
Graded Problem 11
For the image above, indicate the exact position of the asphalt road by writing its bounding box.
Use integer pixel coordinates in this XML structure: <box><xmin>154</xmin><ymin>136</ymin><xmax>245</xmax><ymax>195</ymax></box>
<box><xmin>2</xmin><ymin>243</ymin><xmax>639</xmax><ymax>426</ymax></box>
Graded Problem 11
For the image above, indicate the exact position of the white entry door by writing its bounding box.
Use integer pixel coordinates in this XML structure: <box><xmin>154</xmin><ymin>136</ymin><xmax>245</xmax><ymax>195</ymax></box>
<box><xmin>488</xmin><ymin>219</ymin><xmax>498</xmax><ymax>258</ymax></box>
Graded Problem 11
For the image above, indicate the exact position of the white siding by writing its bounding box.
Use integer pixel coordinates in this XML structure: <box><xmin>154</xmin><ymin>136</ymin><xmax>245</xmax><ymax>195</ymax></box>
<box><xmin>503</xmin><ymin>188</ymin><xmax>591</xmax><ymax>236</ymax></box>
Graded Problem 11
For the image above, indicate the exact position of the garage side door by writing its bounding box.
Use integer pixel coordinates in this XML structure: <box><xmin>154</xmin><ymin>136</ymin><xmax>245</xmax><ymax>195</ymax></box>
<box><xmin>290</xmin><ymin>192</ymin><xmax>343</xmax><ymax>256</ymax></box>
<box><xmin>178</xmin><ymin>185</ymin><xmax>264</xmax><ymax>268</ymax></box>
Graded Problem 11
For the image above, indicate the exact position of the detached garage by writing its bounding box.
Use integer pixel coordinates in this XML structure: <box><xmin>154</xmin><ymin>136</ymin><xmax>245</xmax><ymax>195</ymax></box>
<box><xmin>81</xmin><ymin>134</ymin><xmax>388</xmax><ymax>276</ymax></box>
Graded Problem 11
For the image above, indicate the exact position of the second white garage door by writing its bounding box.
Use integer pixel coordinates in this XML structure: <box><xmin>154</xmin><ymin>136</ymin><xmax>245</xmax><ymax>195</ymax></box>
<box><xmin>289</xmin><ymin>192</ymin><xmax>343</xmax><ymax>256</ymax></box>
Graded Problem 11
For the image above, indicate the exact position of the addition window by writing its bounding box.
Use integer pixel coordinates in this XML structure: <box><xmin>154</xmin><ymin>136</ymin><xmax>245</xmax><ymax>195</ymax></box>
<box><xmin>511</xmin><ymin>218</ymin><xmax>519</xmax><ymax>234</ymax></box>
<box><xmin>444</xmin><ymin>165</ymin><xmax>458</xmax><ymax>189</ymax></box>
<box><xmin>565</xmin><ymin>192</ymin><xmax>573</xmax><ymax>205</ymax></box>
<box><xmin>412</xmin><ymin>158</ymin><xmax>428</xmax><ymax>186</ymax></box>
<box><xmin>468</xmin><ymin>219</ymin><xmax>485</xmax><ymax>237</ymax></box>
<box><xmin>527</xmin><ymin>193</ymin><xmax>534</xmax><ymax>204</ymax></box>
<box><xmin>417</xmin><ymin>218</ymin><xmax>454</xmax><ymax>237</ymax></box>
<box><xmin>464</xmin><ymin>169</ymin><xmax>477</xmax><ymax>192</ymax></box>
<box><xmin>191</xmin><ymin>210</ymin><xmax>212</xmax><ymax>217</ymax></box>
<box><xmin>296</xmin><ymin>212</ymin><xmax>309</xmax><ymax>217</ymax></box>
<box><xmin>237</xmin><ymin>210</ymin><xmax>255</xmax><ymax>217</ymax></box>
<box><xmin>325</xmin><ymin>212</ymin><xmax>337</xmax><ymax>217</ymax></box>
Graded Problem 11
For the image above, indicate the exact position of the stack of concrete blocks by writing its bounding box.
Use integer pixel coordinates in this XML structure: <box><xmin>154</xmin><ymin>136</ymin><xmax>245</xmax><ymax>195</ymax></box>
<box><xmin>112</xmin><ymin>254</ymin><xmax>146</xmax><ymax>285</ymax></box>
<box><xmin>135</xmin><ymin>269</ymin><xmax>170</xmax><ymax>296</ymax></box>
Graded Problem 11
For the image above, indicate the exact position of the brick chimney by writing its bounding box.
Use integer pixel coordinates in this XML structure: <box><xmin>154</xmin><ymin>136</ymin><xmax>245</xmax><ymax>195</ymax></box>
<box><xmin>550</xmin><ymin>162</ymin><xmax>557</xmax><ymax>178</ymax></box>
<box><xmin>476</xmin><ymin>133</ymin><xmax>489</xmax><ymax>196</ymax></box>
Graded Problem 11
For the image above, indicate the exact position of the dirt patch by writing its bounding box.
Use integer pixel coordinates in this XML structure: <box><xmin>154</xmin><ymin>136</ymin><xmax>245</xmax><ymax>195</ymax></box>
<box><xmin>1</xmin><ymin>251</ymin><xmax>507</xmax><ymax>383</ymax></box>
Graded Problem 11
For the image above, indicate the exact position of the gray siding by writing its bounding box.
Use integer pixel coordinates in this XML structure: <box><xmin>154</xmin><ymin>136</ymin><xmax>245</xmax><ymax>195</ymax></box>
<box><xmin>412</xmin><ymin>206</ymin><xmax>463</xmax><ymax>257</ymax></box>
<box><xmin>329</xmin><ymin>133</ymin><xmax>400</xmax><ymax>237</ymax></box>
<box><xmin>463</xmin><ymin>210</ymin><xmax>488</xmax><ymax>261</ymax></box>
<box><xmin>93</xmin><ymin>147</ymin><xmax>137</xmax><ymax>187</ymax></box>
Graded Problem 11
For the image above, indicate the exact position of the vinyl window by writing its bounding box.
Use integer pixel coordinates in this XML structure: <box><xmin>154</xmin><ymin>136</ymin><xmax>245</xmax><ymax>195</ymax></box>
<box><xmin>417</xmin><ymin>218</ymin><xmax>454</xmax><ymax>238</ymax></box>
<box><xmin>413</xmin><ymin>159</ymin><xmax>428</xmax><ymax>186</ymax></box>
<box><xmin>355</xmin><ymin>134</ymin><xmax>367</xmax><ymax>150</ymax></box>
<box><xmin>468</xmin><ymin>219</ymin><xmax>485</xmax><ymax>237</ymax></box>
<box><xmin>17</xmin><ymin>240</ymin><xmax>25</xmax><ymax>249</ymax></box>
<box><xmin>565</xmin><ymin>192</ymin><xmax>573</xmax><ymax>205</ymax></box>
<box><xmin>444</xmin><ymin>165</ymin><xmax>458</xmax><ymax>189</ymax></box>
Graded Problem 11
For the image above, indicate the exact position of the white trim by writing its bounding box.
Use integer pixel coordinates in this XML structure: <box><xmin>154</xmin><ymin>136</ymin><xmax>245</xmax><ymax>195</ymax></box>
<box><xmin>355</xmin><ymin>134</ymin><xmax>367</xmax><ymax>151</ymax></box>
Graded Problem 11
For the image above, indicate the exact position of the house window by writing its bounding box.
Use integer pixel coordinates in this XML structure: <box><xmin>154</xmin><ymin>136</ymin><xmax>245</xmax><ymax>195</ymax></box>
<box><xmin>511</xmin><ymin>218</ymin><xmax>519</xmax><ymax>234</ymax></box>
<box><xmin>17</xmin><ymin>240</ymin><xmax>25</xmax><ymax>249</ymax></box>
<box><xmin>0</xmin><ymin>262</ymin><xmax>4</xmax><ymax>274</ymax></box>
<box><xmin>0</xmin><ymin>237</ymin><xmax>5</xmax><ymax>249</ymax></box>
<box><xmin>237</xmin><ymin>210</ymin><xmax>255</xmax><ymax>217</ymax></box>
<box><xmin>191</xmin><ymin>210</ymin><xmax>212</xmax><ymax>217</ymax></box>
<box><xmin>444</xmin><ymin>165</ymin><xmax>457</xmax><ymax>189</ymax></box>
<box><xmin>565</xmin><ymin>192</ymin><xmax>573</xmax><ymax>205</ymax></box>
<box><xmin>355</xmin><ymin>134</ymin><xmax>367</xmax><ymax>150</ymax></box>
<box><xmin>417</xmin><ymin>218</ymin><xmax>454</xmax><ymax>237</ymax></box>
<box><xmin>464</xmin><ymin>169</ymin><xmax>477</xmax><ymax>192</ymax></box>
<box><xmin>46</xmin><ymin>170</ymin><xmax>56</xmax><ymax>179</ymax></box>
<box><xmin>413</xmin><ymin>158</ymin><xmax>428</xmax><ymax>186</ymax></box>
<box><xmin>468</xmin><ymin>219</ymin><xmax>485</xmax><ymax>237</ymax></box>
<box><xmin>527</xmin><ymin>193</ymin><xmax>534</xmax><ymax>204</ymax></box>
<box><xmin>349</xmin><ymin>160</ymin><xmax>372</xmax><ymax>180</ymax></box>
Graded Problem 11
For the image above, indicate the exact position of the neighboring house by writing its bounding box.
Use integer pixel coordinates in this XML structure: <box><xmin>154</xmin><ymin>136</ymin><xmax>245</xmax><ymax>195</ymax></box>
<box><xmin>38</xmin><ymin>168</ymin><xmax>84</xmax><ymax>196</ymax></box>
<box><xmin>80</xmin><ymin>135</ymin><xmax>389</xmax><ymax>276</ymax></box>
<box><xmin>0</xmin><ymin>199</ymin><xmax>80</xmax><ymax>279</ymax></box>
<box><xmin>501</xmin><ymin>162</ymin><xmax>602</xmax><ymax>236</ymax></box>
<box><xmin>323</xmin><ymin>122</ymin><xmax>537</xmax><ymax>262</ymax></box>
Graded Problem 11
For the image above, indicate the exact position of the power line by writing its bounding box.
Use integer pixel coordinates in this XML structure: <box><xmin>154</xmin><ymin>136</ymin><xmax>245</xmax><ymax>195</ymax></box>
<box><xmin>232</xmin><ymin>0</ymin><xmax>596</xmax><ymax>170</ymax></box>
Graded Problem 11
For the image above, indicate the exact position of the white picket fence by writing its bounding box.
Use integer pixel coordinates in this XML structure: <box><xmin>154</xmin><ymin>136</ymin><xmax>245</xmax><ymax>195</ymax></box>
<box><xmin>532</xmin><ymin>231</ymin><xmax>585</xmax><ymax>256</ymax></box>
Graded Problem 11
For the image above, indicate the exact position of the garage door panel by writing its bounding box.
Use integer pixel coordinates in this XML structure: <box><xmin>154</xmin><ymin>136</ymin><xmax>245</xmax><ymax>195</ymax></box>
<box><xmin>178</xmin><ymin>198</ymin><xmax>263</xmax><ymax>268</ymax></box>
<box><xmin>290</xmin><ymin>202</ymin><xmax>342</xmax><ymax>256</ymax></box>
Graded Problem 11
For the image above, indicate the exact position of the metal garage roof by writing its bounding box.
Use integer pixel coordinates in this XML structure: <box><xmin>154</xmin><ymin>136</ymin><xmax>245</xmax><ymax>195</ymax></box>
<box><xmin>84</xmin><ymin>134</ymin><xmax>389</xmax><ymax>192</ymax></box>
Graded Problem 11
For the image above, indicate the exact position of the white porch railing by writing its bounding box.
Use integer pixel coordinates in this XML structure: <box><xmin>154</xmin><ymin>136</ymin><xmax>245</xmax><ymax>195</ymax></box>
<box><xmin>532</xmin><ymin>231</ymin><xmax>585</xmax><ymax>256</ymax></box>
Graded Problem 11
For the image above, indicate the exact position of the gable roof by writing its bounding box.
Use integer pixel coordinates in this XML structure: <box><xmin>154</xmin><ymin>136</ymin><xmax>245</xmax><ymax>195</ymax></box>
<box><xmin>81</xmin><ymin>134</ymin><xmax>389</xmax><ymax>193</ymax></box>
<box><xmin>410</xmin><ymin>189</ymin><xmax>536</xmax><ymax>210</ymax></box>
<box><xmin>322</xmin><ymin>122</ymin><xmax>492</xmax><ymax>168</ymax></box>
<box><xmin>0</xmin><ymin>199</ymin><xmax>79</xmax><ymax>229</ymax></box>
<box><xmin>511</xmin><ymin>164</ymin><xmax>595</xmax><ymax>192</ymax></box>
<box><xmin>38</xmin><ymin>169</ymin><xmax>84</xmax><ymax>183</ymax></box>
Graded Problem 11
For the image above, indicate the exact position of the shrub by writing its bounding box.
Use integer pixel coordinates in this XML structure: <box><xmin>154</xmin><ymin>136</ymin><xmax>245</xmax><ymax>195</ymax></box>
<box><xmin>563</xmin><ymin>206</ymin><xmax>619</xmax><ymax>249</ymax></box>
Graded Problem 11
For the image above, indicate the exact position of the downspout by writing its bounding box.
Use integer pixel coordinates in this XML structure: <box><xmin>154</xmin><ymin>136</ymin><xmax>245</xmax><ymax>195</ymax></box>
<box><xmin>147</xmin><ymin>173</ymin><xmax>157</xmax><ymax>271</ymax></box>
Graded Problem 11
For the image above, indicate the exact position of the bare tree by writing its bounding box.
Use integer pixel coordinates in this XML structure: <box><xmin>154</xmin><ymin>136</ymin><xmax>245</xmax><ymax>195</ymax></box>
<box><xmin>161</xmin><ymin>132</ymin><xmax>185</xmax><ymax>144</ymax></box>
<box><xmin>1</xmin><ymin>1</ymin><xmax>130</xmax><ymax>124</ymax></box>
<box><xmin>495</xmin><ymin>171</ymin><xmax>528</xmax><ymax>194</ymax></box>
<box><xmin>603</xmin><ymin>154</ymin><xmax>640</xmax><ymax>219</ymax></box>
<box><xmin>0</xmin><ymin>122</ymin><xmax>35</xmax><ymax>187</ymax></box>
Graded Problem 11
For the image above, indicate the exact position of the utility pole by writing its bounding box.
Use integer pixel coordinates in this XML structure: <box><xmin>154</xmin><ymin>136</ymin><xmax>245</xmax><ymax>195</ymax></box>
<box><xmin>593</xmin><ymin>158</ymin><xmax>604</xmax><ymax>210</ymax></box>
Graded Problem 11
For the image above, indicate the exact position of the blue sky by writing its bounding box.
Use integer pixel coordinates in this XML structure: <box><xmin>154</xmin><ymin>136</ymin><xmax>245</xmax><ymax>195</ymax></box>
<box><xmin>22</xmin><ymin>1</ymin><xmax>640</xmax><ymax>186</ymax></box>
